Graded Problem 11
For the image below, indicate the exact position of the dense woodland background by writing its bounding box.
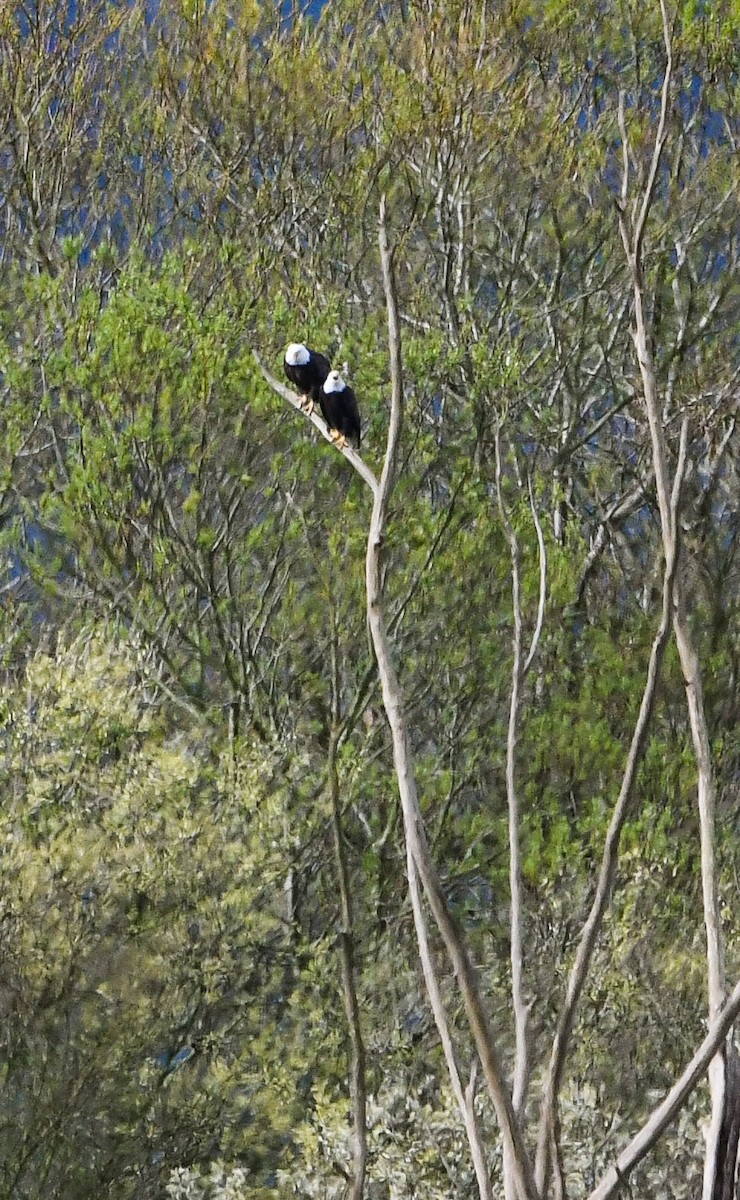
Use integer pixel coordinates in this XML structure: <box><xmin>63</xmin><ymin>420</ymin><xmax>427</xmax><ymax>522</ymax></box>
<box><xmin>0</xmin><ymin>1</ymin><xmax>738</xmax><ymax>1198</ymax></box>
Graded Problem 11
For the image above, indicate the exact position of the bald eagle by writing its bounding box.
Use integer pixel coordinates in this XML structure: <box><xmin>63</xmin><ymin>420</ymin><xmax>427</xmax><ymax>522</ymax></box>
<box><xmin>321</xmin><ymin>370</ymin><xmax>361</xmax><ymax>450</ymax></box>
<box><xmin>284</xmin><ymin>343</ymin><xmax>331</xmax><ymax>412</ymax></box>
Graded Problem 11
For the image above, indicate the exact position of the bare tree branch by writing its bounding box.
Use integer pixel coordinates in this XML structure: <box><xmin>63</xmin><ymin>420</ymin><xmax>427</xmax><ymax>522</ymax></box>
<box><xmin>523</xmin><ymin>476</ymin><xmax>547</xmax><ymax>678</ymax></box>
<box><xmin>588</xmin><ymin>977</ymin><xmax>740</xmax><ymax>1200</ymax></box>
<box><xmin>632</xmin><ymin>0</ymin><xmax>673</xmax><ymax>261</ymax></box>
<box><xmin>366</xmin><ymin>196</ymin><xmax>540</xmax><ymax>1200</ymax></box>
<box><xmin>407</xmin><ymin>849</ymin><xmax>493</xmax><ymax>1200</ymax></box>
<box><xmin>535</xmin><ymin>422</ymin><xmax>689</xmax><ymax>1195</ymax></box>
<box><xmin>495</xmin><ymin>429</ymin><xmax>531</xmax><ymax>1122</ymax></box>
<box><xmin>253</xmin><ymin>353</ymin><xmax>379</xmax><ymax>497</ymax></box>
<box><xmin>496</xmin><ymin>432</ymin><xmax>540</xmax><ymax>1200</ymax></box>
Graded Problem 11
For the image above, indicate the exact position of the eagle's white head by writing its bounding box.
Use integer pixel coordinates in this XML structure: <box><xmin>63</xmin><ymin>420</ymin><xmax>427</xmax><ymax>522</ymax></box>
<box><xmin>285</xmin><ymin>342</ymin><xmax>310</xmax><ymax>366</ymax></box>
<box><xmin>323</xmin><ymin>370</ymin><xmax>345</xmax><ymax>393</ymax></box>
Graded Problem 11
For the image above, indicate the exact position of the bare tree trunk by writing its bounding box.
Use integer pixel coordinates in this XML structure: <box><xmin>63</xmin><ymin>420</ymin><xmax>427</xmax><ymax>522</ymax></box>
<box><xmin>615</xmin><ymin>7</ymin><xmax>731</xmax><ymax>1193</ymax></box>
<box><xmin>407</xmin><ymin>849</ymin><xmax>494</xmax><ymax>1200</ymax></box>
<box><xmin>371</xmin><ymin>195</ymin><xmax>540</xmax><ymax>1200</ymax></box>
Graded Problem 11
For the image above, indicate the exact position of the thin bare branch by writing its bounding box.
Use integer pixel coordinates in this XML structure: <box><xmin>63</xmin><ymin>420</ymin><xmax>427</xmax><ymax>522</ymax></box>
<box><xmin>523</xmin><ymin>476</ymin><xmax>547</xmax><ymax>678</ymax></box>
<box><xmin>495</xmin><ymin>429</ymin><xmax>530</xmax><ymax>1125</ymax></box>
<box><xmin>632</xmin><ymin>0</ymin><xmax>674</xmax><ymax>261</ymax></box>
<box><xmin>328</xmin><ymin>624</ymin><xmax>368</xmax><ymax>1200</ymax></box>
<box><xmin>496</xmin><ymin>431</ymin><xmax>534</xmax><ymax>1200</ymax></box>
<box><xmin>535</xmin><ymin>426</ymin><xmax>688</xmax><ymax>1195</ymax></box>
<box><xmin>376</xmin><ymin>193</ymin><xmax>404</xmax><ymax>520</ymax></box>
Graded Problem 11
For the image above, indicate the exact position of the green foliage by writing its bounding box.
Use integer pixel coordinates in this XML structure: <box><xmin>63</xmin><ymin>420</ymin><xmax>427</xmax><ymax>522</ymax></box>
<box><xmin>0</xmin><ymin>0</ymin><xmax>737</xmax><ymax>1195</ymax></box>
<box><xmin>0</xmin><ymin>631</ymin><xmax>338</xmax><ymax>1198</ymax></box>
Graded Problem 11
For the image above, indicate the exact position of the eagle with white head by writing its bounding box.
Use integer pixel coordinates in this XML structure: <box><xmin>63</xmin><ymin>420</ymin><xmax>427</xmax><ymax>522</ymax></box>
<box><xmin>320</xmin><ymin>370</ymin><xmax>361</xmax><ymax>450</ymax></box>
<box><xmin>283</xmin><ymin>343</ymin><xmax>331</xmax><ymax>413</ymax></box>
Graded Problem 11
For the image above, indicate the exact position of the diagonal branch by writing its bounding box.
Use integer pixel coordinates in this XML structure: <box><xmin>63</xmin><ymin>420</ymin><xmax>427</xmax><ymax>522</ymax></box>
<box><xmin>407</xmin><ymin>848</ymin><xmax>494</xmax><ymax>1200</ymax></box>
<box><xmin>587</xmin><ymin>977</ymin><xmax>740</xmax><ymax>1200</ymax></box>
<box><xmin>253</xmin><ymin>353</ymin><xmax>379</xmax><ymax>497</ymax></box>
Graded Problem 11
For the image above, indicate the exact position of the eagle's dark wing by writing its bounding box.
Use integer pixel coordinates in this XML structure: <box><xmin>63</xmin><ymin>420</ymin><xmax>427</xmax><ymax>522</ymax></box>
<box><xmin>318</xmin><ymin>388</ymin><xmax>338</xmax><ymax>431</ymax></box>
<box><xmin>342</xmin><ymin>385</ymin><xmax>361</xmax><ymax>449</ymax></box>
<box><xmin>283</xmin><ymin>361</ymin><xmax>302</xmax><ymax>390</ymax></box>
<box><xmin>307</xmin><ymin>351</ymin><xmax>332</xmax><ymax>398</ymax></box>
<box><xmin>320</xmin><ymin>385</ymin><xmax>361</xmax><ymax>449</ymax></box>
<box><xmin>310</xmin><ymin>351</ymin><xmax>331</xmax><ymax>380</ymax></box>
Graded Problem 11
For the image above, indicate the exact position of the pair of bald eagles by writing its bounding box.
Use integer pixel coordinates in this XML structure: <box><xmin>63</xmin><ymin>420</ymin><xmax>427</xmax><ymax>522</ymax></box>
<box><xmin>284</xmin><ymin>343</ymin><xmax>361</xmax><ymax>450</ymax></box>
